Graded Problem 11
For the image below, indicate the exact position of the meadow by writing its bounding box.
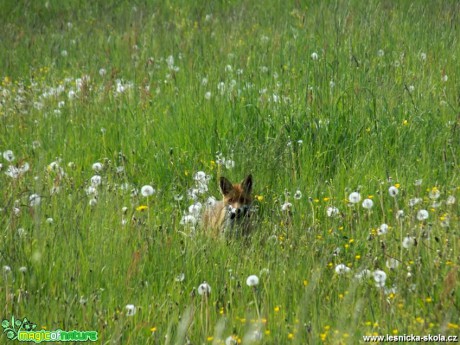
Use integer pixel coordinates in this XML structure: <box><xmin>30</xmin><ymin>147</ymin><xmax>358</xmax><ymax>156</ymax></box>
<box><xmin>0</xmin><ymin>1</ymin><xmax>459</xmax><ymax>344</ymax></box>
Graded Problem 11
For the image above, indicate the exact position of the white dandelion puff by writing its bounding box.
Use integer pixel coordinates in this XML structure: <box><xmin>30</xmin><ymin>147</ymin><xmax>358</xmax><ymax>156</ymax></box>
<box><xmin>206</xmin><ymin>196</ymin><xmax>216</xmax><ymax>207</ymax></box>
<box><xmin>188</xmin><ymin>202</ymin><xmax>202</xmax><ymax>217</ymax></box>
<box><xmin>409</xmin><ymin>198</ymin><xmax>422</xmax><ymax>207</ymax></box>
<box><xmin>141</xmin><ymin>185</ymin><xmax>155</xmax><ymax>197</ymax></box>
<box><xmin>125</xmin><ymin>304</ymin><xmax>137</xmax><ymax>316</ymax></box>
<box><xmin>90</xmin><ymin>175</ymin><xmax>102</xmax><ymax>186</ymax></box>
<box><xmin>311</xmin><ymin>52</ymin><xmax>318</xmax><ymax>60</ymax></box>
<box><xmin>402</xmin><ymin>236</ymin><xmax>415</xmax><ymax>249</ymax></box>
<box><xmin>377</xmin><ymin>223</ymin><xmax>389</xmax><ymax>235</ymax></box>
<box><xmin>3</xmin><ymin>150</ymin><xmax>15</xmax><ymax>162</ymax></box>
<box><xmin>327</xmin><ymin>206</ymin><xmax>340</xmax><ymax>217</ymax></box>
<box><xmin>294</xmin><ymin>190</ymin><xmax>302</xmax><ymax>200</ymax></box>
<box><xmin>92</xmin><ymin>162</ymin><xmax>103</xmax><ymax>172</ymax></box>
<box><xmin>429</xmin><ymin>188</ymin><xmax>440</xmax><ymax>200</ymax></box>
<box><xmin>193</xmin><ymin>171</ymin><xmax>206</xmax><ymax>182</ymax></box>
<box><xmin>29</xmin><ymin>194</ymin><xmax>41</xmax><ymax>207</ymax></box>
<box><xmin>281</xmin><ymin>202</ymin><xmax>292</xmax><ymax>211</ymax></box>
<box><xmin>416</xmin><ymin>209</ymin><xmax>429</xmax><ymax>221</ymax></box>
<box><xmin>388</xmin><ymin>186</ymin><xmax>399</xmax><ymax>197</ymax></box>
<box><xmin>246</xmin><ymin>275</ymin><xmax>259</xmax><ymax>287</ymax></box>
<box><xmin>348</xmin><ymin>192</ymin><xmax>361</xmax><ymax>204</ymax></box>
<box><xmin>225</xmin><ymin>335</ymin><xmax>238</xmax><ymax>345</ymax></box>
<box><xmin>386</xmin><ymin>258</ymin><xmax>400</xmax><ymax>270</ymax></box>
<box><xmin>175</xmin><ymin>273</ymin><xmax>185</xmax><ymax>282</ymax></box>
<box><xmin>197</xmin><ymin>282</ymin><xmax>211</xmax><ymax>296</ymax></box>
<box><xmin>362</xmin><ymin>198</ymin><xmax>374</xmax><ymax>209</ymax></box>
<box><xmin>335</xmin><ymin>264</ymin><xmax>351</xmax><ymax>274</ymax></box>
<box><xmin>86</xmin><ymin>185</ymin><xmax>97</xmax><ymax>196</ymax></box>
<box><xmin>446</xmin><ymin>195</ymin><xmax>456</xmax><ymax>205</ymax></box>
<box><xmin>225</xmin><ymin>159</ymin><xmax>235</xmax><ymax>169</ymax></box>
<box><xmin>354</xmin><ymin>269</ymin><xmax>372</xmax><ymax>281</ymax></box>
<box><xmin>180</xmin><ymin>214</ymin><xmax>197</xmax><ymax>226</ymax></box>
<box><xmin>373</xmin><ymin>269</ymin><xmax>387</xmax><ymax>288</ymax></box>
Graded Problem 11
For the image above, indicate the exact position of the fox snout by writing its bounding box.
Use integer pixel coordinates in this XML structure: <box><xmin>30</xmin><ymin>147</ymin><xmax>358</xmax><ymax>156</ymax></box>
<box><xmin>227</xmin><ymin>204</ymin><xmax>250</xmax><ymax>220</ymax></box>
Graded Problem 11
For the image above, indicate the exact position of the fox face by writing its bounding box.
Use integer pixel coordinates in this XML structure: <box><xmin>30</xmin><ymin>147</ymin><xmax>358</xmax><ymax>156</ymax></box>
<box><xmin>203</xmin><ymin>174</ymin><xmax>254</xmax><ymax>236</ymax></box>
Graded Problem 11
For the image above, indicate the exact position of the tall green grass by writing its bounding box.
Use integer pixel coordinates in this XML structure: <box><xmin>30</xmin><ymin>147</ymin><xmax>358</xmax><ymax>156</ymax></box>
<box><xmin>1</xmin><ymin>1</ymin><xmax>459</xmax><ymax>344</ymax></box>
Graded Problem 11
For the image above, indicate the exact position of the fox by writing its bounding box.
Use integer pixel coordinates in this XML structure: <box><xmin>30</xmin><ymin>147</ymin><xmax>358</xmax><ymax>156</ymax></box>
<box><xmin>203</xmin><ymin>174</ymin><xmax>254</xmax><ymax>237</ymax></box>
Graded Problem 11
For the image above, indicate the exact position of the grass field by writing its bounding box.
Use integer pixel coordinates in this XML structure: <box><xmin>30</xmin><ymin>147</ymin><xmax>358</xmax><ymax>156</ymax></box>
<box><xmin>1</xmin><ymin>1</ymin><xmax>459</xmax><ymax>344</ymax></box>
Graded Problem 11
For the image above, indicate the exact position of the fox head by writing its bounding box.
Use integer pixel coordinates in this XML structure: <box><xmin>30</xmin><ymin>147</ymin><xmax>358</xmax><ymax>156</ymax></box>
<box><xmin>219</xmin><ymin>174</ymin><xmax>253</xmax><ymax>222</ymax></box>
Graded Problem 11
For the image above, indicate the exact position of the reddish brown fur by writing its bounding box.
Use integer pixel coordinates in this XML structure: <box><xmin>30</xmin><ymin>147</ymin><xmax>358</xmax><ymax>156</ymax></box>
<box><xmin>203</xmin><ymin>175</ymin><xmax>253</xmax><ymax>236</ymax></box>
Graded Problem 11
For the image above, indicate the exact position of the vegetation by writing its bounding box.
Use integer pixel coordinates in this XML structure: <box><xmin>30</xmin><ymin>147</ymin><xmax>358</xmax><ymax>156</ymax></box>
<box><xmin>1</xmin><ymin>1</ymin><xmax>459</xmax><ymax>343</ymax></box>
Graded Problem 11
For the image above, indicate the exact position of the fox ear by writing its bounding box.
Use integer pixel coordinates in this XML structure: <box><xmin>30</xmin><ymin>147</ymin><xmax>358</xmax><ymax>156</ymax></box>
<box><xmin>241</xmin><ymin>174</ymin><xmax>253</xmax><ymax>194</ymax></box>
<box><xmin>219</xmin><ymin>177</ymin><xmax>234</xmax><ymax>195</ymax></box>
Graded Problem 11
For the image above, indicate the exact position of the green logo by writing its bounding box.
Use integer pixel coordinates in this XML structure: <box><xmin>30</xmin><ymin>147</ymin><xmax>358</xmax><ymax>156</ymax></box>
<box><xmin>2</xmin><ymin>316</ymin><xmax>37</xmax><ymax>340</ymax></box>
<box><xmin>2</xmin><ymin>316</ymin><xmax>98</xmax><ymax>343</ymax></box>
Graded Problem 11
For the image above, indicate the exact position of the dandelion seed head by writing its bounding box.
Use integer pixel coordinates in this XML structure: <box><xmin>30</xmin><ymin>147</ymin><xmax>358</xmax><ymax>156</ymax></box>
<box><xmin>281</xmin><ymin>202</ymin><xmax>292</xmax><ymax>211</ymax></box>
<box><xmin>362</xmin><ymin>198</ymin><xmax>374</xmax><ymax>209</ymax></box>
<box><xmin>335</xmin><ymin>264</ymin><xmax>351</xmax><ymax>274</ymax></box>
<box><xmin>373</xmin><ymin>269</ymin><xmax>387</xmax><ymax>287</ymax></box>
<box><xmin>180</xmin><ymin>214</ymin><xmax>197</xmax><ymax>226</ymax></box>
<box><xmin>446</xmin><ymin>195</ymin><xmax>456</xmax><ymax>205</ymax></box>
<box><xmin>409</xmin><ymin>198</ymin><xmax>422</xmax><ymax>207</ymax></box>
<box><xmin>348</xmin><ymin>192</ymin><xmax>361</xmax><ymax>204</ymax></box>
<box><xmin>141</xmin><ymin>185</ymin><xmax>155</xmax><ymax>197</ymax></box>
<box><xmin>311</xmin><ymin>52</ymin><xmax>319</xmax><ymax>60</ymax></box>
<box><xmin>294</xmin><ymin>190</ymin><xmax>302</xmax><ymax>200</ymax></box>
<box><xmin>3</xmin><ymin>150</ymin><xmax>15</xmax><ymax>162</ymax></box>
<box><xmin>197</xmin><ymin>282</ymin><xmax>211</xmax><ymax>296</ymax></box>
<box><xmin>327</xmin><ymin>206</ymin><xmax>340</xmax><ymax>217</ymax></box>
<box><xmin>429</xmin><ymin>187</ymin><xmax>440</xmax><ymax>200</ymax></box>
<box><xmin>377</xmin><ymin>223</ymin><xmax>389</xmax><ymax>235</ymax></box>
<box><xmin>417</xmin><ymin>209</ymin><xmax>429</xmax><ymax>221</ymax></box>
<box><xmin>396</xmin><ymin>210</ymin><xmax>405</xmax><ymax>219</ymax></box>
<box><xmin>225</xmin><ymin>335</ymin><xmax>238</xmax><ymax>345</ymax></box>
<box><xmin>388</xmin><ymin>186</ymin><xmax>399</xmax><ymax>197</ymax></box>
<box><xmin>246</xmin><ymin>275</ymin><xmax>259</xmax><ymax>287</ymax></box>
<box><xmin>355</xmin><ymin>269</ymin><xmax>372</xmax><ymax>281</ymax></box>
<box><xmin>402</xmin><ymin>236</ymin><xmax>415</xmax><ymax>249</ymax></box>
<box><xmin>29</xmin><ymin>194</ymin><xmax>41</xmax><ymax>207</ymax></box>
<box><xmin>125</xmin><ymin>304</ymin><xmax>137</xmax><ymax>316</ymax></box>
<box><xmin>175</xmin><ymin>273</ymin><xmax>185</xmax><ymax>282</ymax></box>
<box><xmin>386</xmin><ymin>258</ymin><xmax>400</xmax><ymax>270</ymax></box>
<box><xmin>90</xmin><ymin>175</ymin><xmax>102</xmax><ymax>186</ymax></box>
<box><xmin>188</xmin><ymin>202</ymin><xmax>202</xmax><ymax>217</ymax></box>
<box><xmin>92</xmin><ymin>162</ymin><xmax>103</xmax><ymax>172</ymax></box>
<box><xmin>206</xmin><ymin>196</ymin><xmax>216</xmax><ymax>207</ymax></box>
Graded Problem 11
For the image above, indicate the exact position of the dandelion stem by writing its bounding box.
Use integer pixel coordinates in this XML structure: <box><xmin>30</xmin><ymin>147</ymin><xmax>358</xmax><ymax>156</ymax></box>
<box><xmin>252</xmin><ymin>287</ymin><xmax>261</xmax><ymax>321</ymax></box>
